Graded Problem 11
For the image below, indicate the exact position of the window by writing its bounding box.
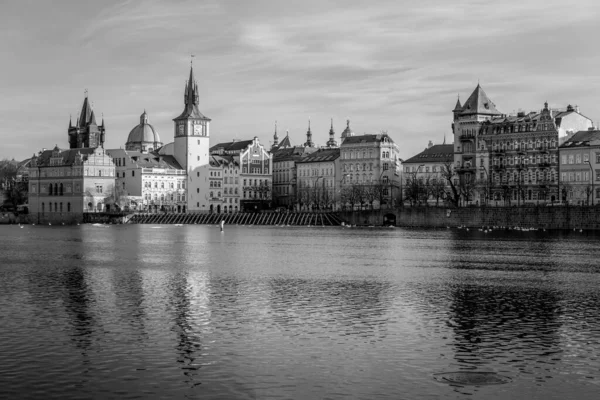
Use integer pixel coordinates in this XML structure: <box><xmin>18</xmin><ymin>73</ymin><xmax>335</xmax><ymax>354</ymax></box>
<box><xmin>197</xmin><ymin>172</ymin><xmax>200</xmax><ymax>177</ymax></box>
<box><xmin>568</xmin><ymin>155</ymin><xmax>574</xmax><ymax>164</ymax></box>
<box><xmin>576</xmin><ymin>154</ymin><xmax>582</xmax><ymax>164</ymax></box>
<box><xmin>584</xmin><ymin>154</ymin><xmax>589</xmax><ymax>162</ymax></box>
<box><xmin>96</xmin><ymin>185</ymin><xmax>103</xmax><ymax>193</ymax></box>
<box><xmin>132</xmin><ymin>171</ymin><xmax>135</xmax><ymax>177</ymax></box>
<box><xmin>67</xmin><ymin>203</ymin><xmax>70</xmax><ymax>212</ymax></box>
<box><xmin>383</xmin><ymin>163</ymin><xmax>389</xmax><ymax>171</ymax></box>
<box><xmin>197</xmin><ymin>188</ymin><xmax>199</xmax><ymax>193</ymax></box>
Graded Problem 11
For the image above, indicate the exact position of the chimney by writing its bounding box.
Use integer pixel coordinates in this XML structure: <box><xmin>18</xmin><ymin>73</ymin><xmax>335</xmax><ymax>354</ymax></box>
<box><xmin>427</xmin><ymin>140</ymin><xmax>433</xmax><ymax>149</ymax></box>
<box><xmin>576</xmin><ymin>105</ymin><xmax>580</xmax><ymax>113</ymax></box>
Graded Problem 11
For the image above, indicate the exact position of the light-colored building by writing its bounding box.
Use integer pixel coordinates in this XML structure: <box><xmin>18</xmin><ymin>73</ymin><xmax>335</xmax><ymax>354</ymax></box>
<box><xmin>296</xmin><ymin>148</ymin><xmax>341</xmax><ymax>211</ymax></box>
<box><xmin>106</xmin><ymin>148</ymin><xmax>186</xmax><ymax>212</ymax></box>
<box><xmin>211</xmin><ymin>137</ymin><xmax>272</xmax><ymax>212</ymax></box>
<box><xmin>402</xmin><ymin>142</ymin><xmax>454</xmax><ymax>205</ymax></box>
<box><xmin>28</xmin><ymin>145</ymin><xmax>115</xmax><ymax>224</ymax></box>
<box><xmin>558</xmin><ymin>129</ymin><xmax>600</xmax><ymax>205</ymax></box>
<box><xmin>339</xmin><ymin>123</ymin><xmax>401</xmax><ymax>209</ymax></box>
<box><xmin>125</xmin><ymin>111</ymin><xmax>163</xmax><ymax>152</ymax></box>
<box><xmin>28</xmin><ymin>95</ymin><xmax>115</xmax><ymax>223</ymax></box>
<box><xmin>271</xmin><ymin>127</ymin><xmax>318</xmax><ymax>209</ymax></box>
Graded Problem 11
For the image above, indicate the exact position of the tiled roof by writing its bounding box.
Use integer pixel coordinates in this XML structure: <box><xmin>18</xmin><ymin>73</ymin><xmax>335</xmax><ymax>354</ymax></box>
<box><xmin>559</xmin><ymin>130</ymin><xmax>600</xmax><ymax>148</ymax></box>
<box><xmin>403</xmin><ymin>144</ymin><xmax>454</xmax><ymax>164</ymax></box>
<box><xmin>210</xmin><ymin>140</ymin><xmax>253</xmax><ymax>153</ymax></box>
<box><xmin>341</xmin><ymin>133</ymin><xmax>395</xmax><ymax>145</ymax></box>
<box><xmin>296</xmin><ymin>148</ymin><xmax>340</xmax><ymax>163</ymax></box>
<box><xmin>277</xmin><ymin>134</ymin><xmax>292</xmax><ymax>149</ymax></box>
<box><xmin>210</xmin><ymin>155</ymin><xmax>240</xmax><ymax>167</ymax></box>
<box><xmin>273</xmin><ymin>146</ymin><xmax>317</xmax><ymax>162</ymax></box>
<box><xmin>127</xmin><ymin>151</ymin><xmax>182</xmax><ymax>169</ymax></box>
<box><xmin>33</xmin><ymin>148</ymin><xmax>96</xmax><ymax>166</ymax></box>
<box><xmin>459</xmin><ymin>84</ymin><xmax>501</xmax><ymax>116</ymax></box>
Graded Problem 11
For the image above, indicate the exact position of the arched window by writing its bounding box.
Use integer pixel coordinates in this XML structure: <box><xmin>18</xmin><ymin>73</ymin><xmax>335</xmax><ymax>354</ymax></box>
<box><xmin>60</xmin><ymin>203</ymin><xmax>63</xmax><ymax>212</ymax></box>
<box><xmin>49</xmin><ymin>184</ymin><xmax>53</xmax><ymax>195</ymax></box>
<box><xmin>99</xmin><ymin>170</ymin><xmax>102</xmax><ymax>177</ymax></box>
<box><xmin>42</xmin><ymin>202</ymin><xmax>45</xmax><ymax>214</ymax></box>
<box><xmin>54</xmin><ymin>202</ymin><xmax>57</xmax><ymax>212</ymax></box>
<box><xmin>67</xmin><ymin>203</ymin><xmax>71</xmax><ymax>212</ymax></box>
<box><xmin>59</xmin><ymin>183</ymin><xmax>63</xmax><ymax>196</ymax></box>
<box><xmin>210</xmin><ymin>191</ymin><xmax>214</xmax><ymax>198</ymax></box>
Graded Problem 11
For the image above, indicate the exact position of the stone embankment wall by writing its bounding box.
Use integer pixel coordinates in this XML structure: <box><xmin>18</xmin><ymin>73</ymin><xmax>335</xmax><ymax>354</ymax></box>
<box><xmin>341</xmin><ymin>207</ymin><xmax>600</xmax><ymax>230</ymax></box>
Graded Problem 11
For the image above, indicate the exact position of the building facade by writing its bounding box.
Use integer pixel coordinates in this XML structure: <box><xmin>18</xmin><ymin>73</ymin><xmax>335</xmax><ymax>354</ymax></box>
<box><xmin>402</xmin><ymin>142</ymin><xmax>454</xmax><ymax>205</ymax></box>
<box><xmin>558</xmin><ymin>129</ymin><xmax>600</xmax><ymax>205</ymax></box>
<box><xmin>339</xmin><ymin>128</ymin><xmax>401</xmax><ymax>209</ymax></box>
<box><xmin>106</xmin><ymin>149</ymin><xmax>186</xmax><ymax>212</ymax></box>
<box><xmin>296</xmin><ymin>148</ymin><xmax>341</xmax><ymax>211</ymax></box>
<box><xmin>28</xmin><ymin>95</ymin><xmax>115</xmax><ymax>223</ymax></box>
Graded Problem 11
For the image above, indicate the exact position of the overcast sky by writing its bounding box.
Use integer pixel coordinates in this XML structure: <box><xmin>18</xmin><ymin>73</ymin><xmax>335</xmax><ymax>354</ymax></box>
<box><xmin>1</xmin><ymin>0</ymin><xmax>599</xmax><ymax>161</ymax></box>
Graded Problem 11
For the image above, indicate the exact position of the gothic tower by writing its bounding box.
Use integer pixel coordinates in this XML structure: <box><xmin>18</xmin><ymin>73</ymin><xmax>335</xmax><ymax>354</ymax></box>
<box><xmin>304</xmin><ymin>119</ymin><xmax>314</xmax><ymax>147</ymax></box>
<box><xmin>173</xmin><ymin>65</ymin><xmax>211</xmax><ymax>211</ymax></box>
<box><xmin>326</xmin><ymin>118</ymin><xmax>338</xmax><ymax>147</ymax></box>
<box><xmin>271</xmin><ymin>121</ymin><xmax>279</xmax><ymax>150</ymax></box>
<box><xmin>68</xmin><ymin>94</ymin><xmax>105</xmax><ymax>149</ymax></box>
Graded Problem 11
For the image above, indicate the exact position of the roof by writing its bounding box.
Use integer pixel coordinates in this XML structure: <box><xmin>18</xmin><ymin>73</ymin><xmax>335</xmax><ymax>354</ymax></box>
<box><xmin>173</xmin><ymin>66</ymin><xmax>210</xmax><ymax>121</ymax></box>
<box><xmin>559</xmin><ymin>130</ymin><xmax>600</xmax><ymax>148</ymax></box>
<box><xmin>127</xmin><ymin>111</ymin><xmax>161</xmax><ymax>145</ymax></box>
<box><xmin>210</xmin><ymin>140</ymin><xmax>253</xmax><ymax>153</ymax></box>
<box><xmin>459</xmin><ymin>84</ymin><xmax>501</xmax><ymax>116</ymax></box>
<box><xmin>31</xmin><ymin>148</ymin><xmax>97</xmax><ymax>167</ymax></box>
<box><xmin>453</xmin><ymin>97</ymin><xmax>462</xmax><ymax>112</ymax></box>
<box><xmin>403</xmin><ymin>144</ymin><xmax>454</xmax><ymax>164</ymax></box>
<box><xmin>272</xmin><ymin>145</ymin><xmax>317</xmax><ymax>162</ymax></box>
<box><xmin>277</xmin><ymin>134</ymin><xmax>292</xmax><ymax>149</ymax></box>
<box><xmin>209</xmin><ymin>155</ymin><xmax>240</xmax><ymax>167</ymax></box>
<box><xmin>341</xmin><ymin>133</ymin><xmax>395</xmax><ymax>145</ymax></box>
<box><xmin>127</xmin><ymin>151</ymin><xmax>182</xmax><ymax>169</ymax></box>
<box><xmin>296</xmin><ymin>148</ymin><xmax>340</xmax><ymax>163</ymax></box>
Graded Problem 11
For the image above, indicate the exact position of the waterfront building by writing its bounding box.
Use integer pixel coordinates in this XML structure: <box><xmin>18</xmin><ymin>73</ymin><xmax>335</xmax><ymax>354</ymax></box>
<box><xmin>339</xmin><ymin>123</ymin><xmax>401</xmax><ymax>209</ymax></box>
<box><xmin>452</xmin><ymin>84</ymin><xmax>502</xmax><ymax>204</ymax></box>
<box><xmin>216</xmin><ymin>155</ymin><xmax>240</xmax><ymax>213</ymax></box>
<box><xmin>106</xmin><ymin>148</ymin><xmax>186</xmax><ymax>212</ymax></box>
<box><xmin>402</xmin><ymin>142</ymin><xmax>454</xmax><ymax>205</ymax></box>
<box><xmin>271</xmin><ymin>126</ymin><xmax>318</xmax><ymax>209</ymax></box>
<box><xmin>296</xmin><ymin>148</ymin><xmax>341</xmax><ymax>211</ymax></box>
<box><xmin>28</xmin><ymin>95</ymin><xmax>115</xmax><ymax>223</ymax></box>
<box><xmin>211</xmin><ymin>137</ymin><xmax>272</xmax><ymax>211</ymax></box>
<box><xmin>558</xmin><ymin>129</ymin><xmax>600</xmax><ymax>205</ymax></box>
<box><xmin>479</xmin><ymin>103</ymin><xmax>561</xmax><ymax>204</ymax></box>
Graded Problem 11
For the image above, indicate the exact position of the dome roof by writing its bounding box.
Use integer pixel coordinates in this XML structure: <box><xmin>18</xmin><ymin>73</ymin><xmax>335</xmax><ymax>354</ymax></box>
<box><xmin>126</xmin><ymin>111</ymin><xmax>162</xmax><ymax>148</ymax></box>
<box><xmin>341</xmin><ymin>119</ymin><xmax>354</xmax><ymax>138</ymax></box>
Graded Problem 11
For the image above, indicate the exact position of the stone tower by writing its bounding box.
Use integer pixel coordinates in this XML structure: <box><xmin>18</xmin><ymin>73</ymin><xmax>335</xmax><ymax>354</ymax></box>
<box><xmin>173</xmin><ymin>65</ymin><xmax>211</xmax><ymax>211</ymax></box>
<box><xmin>68</xmin><ymin>94</ymin><xmax>105</xmax><ymax>149</ymax></box>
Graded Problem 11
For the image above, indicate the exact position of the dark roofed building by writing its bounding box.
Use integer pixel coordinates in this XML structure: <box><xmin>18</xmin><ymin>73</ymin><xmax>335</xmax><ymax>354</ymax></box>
<box><xmin>403</xmin><ymin>144</ymin><xmax>454</xmax><ymax>165</ymax></box>
<box><xmin>68</xmin><ymin>94</ymin><xmax>106</xmax><ymax>149</ymax></box>
<box><xmin>210</xmin><ymin>139</ymin><xmax>254</xmax><ymax>155</ymax></box>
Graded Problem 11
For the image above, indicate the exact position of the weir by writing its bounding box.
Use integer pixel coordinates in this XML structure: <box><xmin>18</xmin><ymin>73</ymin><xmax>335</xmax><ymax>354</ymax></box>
<box><xmin>127</xmin><ymin>212</ymin><xmax>344</xmax><ymax>226</ymax></box>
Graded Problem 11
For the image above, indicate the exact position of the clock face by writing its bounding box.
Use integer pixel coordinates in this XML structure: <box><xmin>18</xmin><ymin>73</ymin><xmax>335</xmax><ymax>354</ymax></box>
<box><xmin>194</xmin><ymin>124</ymin><xmax>202</xmax><ymax>135</ymax></box>
<box><xmin>178</xmin><ymin>124</ymin><xmax>184</xmax><ymax>135</ymax></box>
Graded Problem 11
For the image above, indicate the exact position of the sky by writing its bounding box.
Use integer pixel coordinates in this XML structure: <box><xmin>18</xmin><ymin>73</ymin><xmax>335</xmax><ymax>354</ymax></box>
<box><xmin>1</xmin><ymin>0</ymin><xmax>600</xmax><ymax>162</ymax></box>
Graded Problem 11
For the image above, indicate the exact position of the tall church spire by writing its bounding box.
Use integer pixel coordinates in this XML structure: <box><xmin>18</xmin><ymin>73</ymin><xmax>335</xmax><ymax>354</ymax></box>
<box><xmin>326</xmin><ymin>118</ymin><xmax>338</xmax><ymax>147</ymax></box>
<box><xmin>174</xmin><ymin>65</ymin><xmax>209</xmax><ymax>121</ymax></box>
<box><xmin>272</xmin><ymin>120</ymin><xmax>279</xmax><ymax>150</ymax></box>
<box><xmin>304</xmin><ymin>118</ymin><xmax>314</xmax><ymax>147</ymax></box>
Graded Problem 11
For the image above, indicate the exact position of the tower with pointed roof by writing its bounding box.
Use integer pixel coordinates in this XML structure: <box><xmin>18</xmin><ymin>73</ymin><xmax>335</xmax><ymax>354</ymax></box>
<box><xmin>326</xmin><ymin>118</ymin><xmax>338</xmax><ymax>148</ymax></box>
<box><xmin>304</xmin><ymin>119</ymin><xmax>314</xmax><ymax>147</ymax></box>
<box><xmin>173</xmin><ymin>64</ymin><xmax>212</xmax><ymax>211</ymax></box>
<box><xmin>271</xmin><ymin>121</ymin><xmax>279</xmax><ymax>150</ymax></box>
<box><xmin>68</xmin><ymin>94</ymin><xmax>105</xmax><ymax>149</ymax></box>
<box><xmin>452</xmin><ymin>84</ymin><xmax>502</xmax><ymax>204</ymax></box>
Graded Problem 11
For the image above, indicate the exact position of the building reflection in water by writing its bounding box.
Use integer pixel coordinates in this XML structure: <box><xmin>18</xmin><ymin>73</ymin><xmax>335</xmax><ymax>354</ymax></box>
<box><xmin>166</xmin><ymin>269</ymin><xmax>210</xmax><ymax>388</ymax></box>
<box><xmin>267</xmin><ymin>277</ymin><xmax>393</xmax><ymax>340</ymax></box>
<box><xmin>61</xmin><ymin>265</ymin><xmax>97</xmax><ymax>353</ymax></box>
<box><xmin>111</xmin><ymin>268</ymin><xmax>147</xmax><ymax>342</ymax></box>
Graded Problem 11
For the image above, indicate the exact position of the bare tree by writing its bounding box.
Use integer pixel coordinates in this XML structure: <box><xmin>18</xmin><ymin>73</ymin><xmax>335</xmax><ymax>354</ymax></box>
<box><xmin>441</xmin><ymin>162</ymin><xmax>460</xmax><ymax>207</ymax></box>
<box><xmin>428</xmin><ymin>176</ymin><xmax>447</xmax><ymax>206</ymax></box>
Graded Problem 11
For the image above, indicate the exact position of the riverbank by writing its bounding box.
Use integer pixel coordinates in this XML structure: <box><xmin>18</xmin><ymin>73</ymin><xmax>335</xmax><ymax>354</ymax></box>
<box><xmin>340</xmin><ymin>206</ymin><xmax>600</xmax><ymax>230</ymax></box>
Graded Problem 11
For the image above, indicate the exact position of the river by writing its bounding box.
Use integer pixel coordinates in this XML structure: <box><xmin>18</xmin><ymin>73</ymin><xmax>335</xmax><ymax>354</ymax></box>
<box><xmin>1</xmin><ymin>224</ymin><xmax>599</xmax><ymax>399</ymax></box>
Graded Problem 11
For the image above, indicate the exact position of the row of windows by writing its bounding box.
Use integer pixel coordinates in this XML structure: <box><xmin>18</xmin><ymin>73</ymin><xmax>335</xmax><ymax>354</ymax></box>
<box><xmin>144</xmin><ymin>193</ymin><xmax>184</xmax><ymax>202</ymax></box>
<box><xmin>40</xmin><ymin>202</ymin><xmax>71</xmax><ymax>213</ymax></box>
<box><xmin>492</xmin><ymin>139</ymin><xmax>556</xmax><ymax>151</ymax></box>
<box><xmin>493</xmin><ymin>155</ymin><xmax>556</xmax><ymax>166</ymax></box>
<box><xmin>242</xmin><ymin>179</ymin><xmax>270</xmax><ymax>187</ymax></box>
<box><xmin>561</xmin><ymin>172</ymin><xmax>597</xmax><ymax>182</ymax></box>
<box><xmin>561</xmin><ymin>154</ymin><xmax>591</xmax><ymax>165</ymax></box>
<box><xmin>492</xmin><ymin>170</ymin><xmax>556</xmax><ymax>183</ymax></box>
<box><xmin>144</xmin><ymin>181</ymin><xmax>183</xmax><ymax>189</ymax></box>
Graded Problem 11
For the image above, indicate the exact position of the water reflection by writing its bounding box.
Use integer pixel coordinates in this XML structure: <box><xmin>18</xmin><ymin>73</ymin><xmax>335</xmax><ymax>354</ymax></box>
<box><xmin>111</xmin><ymin>268</ymin><xmax>147</xmax><ymax>342</ymax></box>
<box><xmin>62</xmin><ymin>266</ymin><xmax>96</xmax><ymax>352</ymax></box>
<box><xmin>268</xmin><ymin>278</ymin><xmax>392</xmax><ymax>340</ymax></box>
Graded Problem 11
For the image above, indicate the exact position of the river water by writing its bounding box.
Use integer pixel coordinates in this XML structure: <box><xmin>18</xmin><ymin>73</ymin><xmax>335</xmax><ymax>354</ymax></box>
<box><xmin>1</xmin><ymin>224</ymin><xmax>600</xmax><ymax>399</ymax></box>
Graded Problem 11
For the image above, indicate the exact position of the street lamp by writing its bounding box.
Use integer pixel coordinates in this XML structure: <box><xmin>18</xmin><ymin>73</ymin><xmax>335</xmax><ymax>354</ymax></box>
<box><xmin>586</xmin><ymin>160</ymin><xmax>594</xmax><ymax>205</ymax></box>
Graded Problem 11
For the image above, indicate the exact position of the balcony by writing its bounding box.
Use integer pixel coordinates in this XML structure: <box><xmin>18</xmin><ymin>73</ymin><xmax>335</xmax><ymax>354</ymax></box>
<box><xmin>459</xmin><ymin>134</ymin><xmax>476</xmax><ymax>141</ymax></box>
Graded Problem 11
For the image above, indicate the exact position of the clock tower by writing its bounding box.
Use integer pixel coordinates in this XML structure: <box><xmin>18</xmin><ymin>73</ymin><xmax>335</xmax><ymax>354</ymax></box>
<box><xmin>173</xmin><ymin>65</ymin><xmax>211</xmax><ymax>212</ymax></box>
